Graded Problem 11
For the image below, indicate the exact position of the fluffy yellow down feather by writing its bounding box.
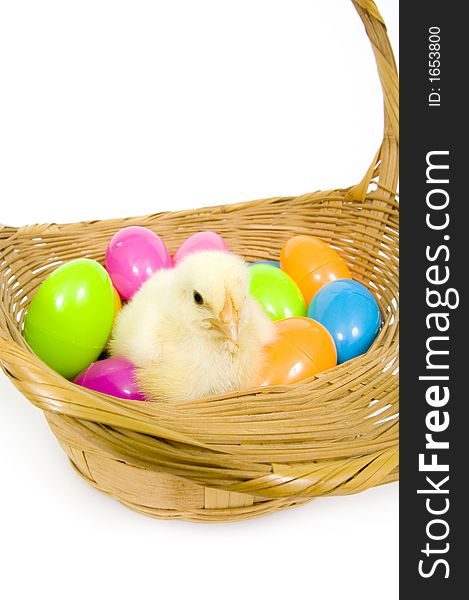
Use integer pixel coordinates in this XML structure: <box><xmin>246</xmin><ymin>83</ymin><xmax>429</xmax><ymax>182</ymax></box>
<box><xmin>109</xmin><ymin>251</ymin><xmax>275</xmax><ymax>402</ymax></box>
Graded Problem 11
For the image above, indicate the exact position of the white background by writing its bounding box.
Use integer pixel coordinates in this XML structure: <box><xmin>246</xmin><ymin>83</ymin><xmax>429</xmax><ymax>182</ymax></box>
<box><xmin>0</xmin><ymin>1</ymin><xmax>398</xmax><ymax>599</ymax></box>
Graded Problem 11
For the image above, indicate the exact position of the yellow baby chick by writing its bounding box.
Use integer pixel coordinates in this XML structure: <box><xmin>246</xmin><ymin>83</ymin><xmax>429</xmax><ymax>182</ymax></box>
<box><xmin>109</xmin><ymin>251</ymin><xmax>275</xmax><ymax>402</ymax></box>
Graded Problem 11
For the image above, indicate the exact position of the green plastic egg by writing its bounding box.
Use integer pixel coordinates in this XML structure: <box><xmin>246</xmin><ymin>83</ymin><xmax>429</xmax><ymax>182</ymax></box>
<box><xmin>24</xmin><ymin>258</ymin><xmax>115</xmax><ymax>378</ymax></box>
<box><xmin>249</xmin><ymin>264</ymin><xmax>306</xmax><ymax>321</ymax></box>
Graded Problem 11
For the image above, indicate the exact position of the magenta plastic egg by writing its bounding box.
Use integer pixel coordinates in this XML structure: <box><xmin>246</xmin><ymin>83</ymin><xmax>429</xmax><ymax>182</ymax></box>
<box><xmin>173</xmin><ymin>231</ymin><xmax>229</xmax><ymax>264</ymax></box>
<box><xmin>105</xmin><ymin>226</ymin><xmax>172</xmax><ymax>300</ymax></box>
<box><xmin>74</xmin><ymin>356</ymin><xmax>146</xmax><ymax>401</ymax></box>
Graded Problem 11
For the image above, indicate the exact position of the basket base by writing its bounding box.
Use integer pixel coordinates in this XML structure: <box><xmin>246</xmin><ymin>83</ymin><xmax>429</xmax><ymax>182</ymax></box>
<box><xmin>46</xmin><ymin>412</ymin><xmax>311</xmax><ymax>523</ymax></box>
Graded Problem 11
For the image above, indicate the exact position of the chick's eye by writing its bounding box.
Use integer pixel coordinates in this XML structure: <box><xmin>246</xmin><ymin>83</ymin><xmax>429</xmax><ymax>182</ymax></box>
<box><xmin>193</xmin><ymin>291</ymin><xmax>204</xmax><ymax>305</ymax></box>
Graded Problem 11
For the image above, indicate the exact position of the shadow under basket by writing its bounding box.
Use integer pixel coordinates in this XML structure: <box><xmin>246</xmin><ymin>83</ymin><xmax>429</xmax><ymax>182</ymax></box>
<box><xmin>0</xmin><ymin>0</ymin><xmax>398</xmax><ymax>523</ymax></box>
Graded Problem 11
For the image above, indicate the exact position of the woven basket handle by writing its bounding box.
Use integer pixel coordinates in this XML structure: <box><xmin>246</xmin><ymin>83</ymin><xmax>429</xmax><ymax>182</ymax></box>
<box><xmin>349</xmin><ymin>0</ymin><xmax>399</xmax><ymax>201</ymax></box>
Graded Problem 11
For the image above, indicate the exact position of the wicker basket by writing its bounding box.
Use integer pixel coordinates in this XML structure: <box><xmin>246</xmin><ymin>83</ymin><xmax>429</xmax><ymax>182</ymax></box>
<box><xmin>0</xmin><ymin>0</ymin><xmax>398</xmax><ymax>522</ymax></box>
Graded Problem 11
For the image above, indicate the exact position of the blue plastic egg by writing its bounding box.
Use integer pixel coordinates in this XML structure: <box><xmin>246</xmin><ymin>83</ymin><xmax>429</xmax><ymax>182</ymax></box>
<box><xmin>307</xmin><ymin>279</ymin><xmax>381</xmax><ymax>363</ymax></box>
<box><xmin>251</xmin><ymin>260</ymin><xmax>281</xmax><ymax>269</ymax></box>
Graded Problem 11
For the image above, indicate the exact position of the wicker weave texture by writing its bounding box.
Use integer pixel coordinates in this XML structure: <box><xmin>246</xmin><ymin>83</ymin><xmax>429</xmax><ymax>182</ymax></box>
<box><xmin>0</xmin><ymin>0</ymin><xmax>398</xmax><ymax>522</ymax></box>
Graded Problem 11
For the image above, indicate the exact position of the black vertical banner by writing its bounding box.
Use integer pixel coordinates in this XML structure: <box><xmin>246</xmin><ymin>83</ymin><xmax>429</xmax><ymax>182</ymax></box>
<box><xmin>400</xmin><ymin>2</ymin><xmax>465</xmax><ymax>595</ymax></box>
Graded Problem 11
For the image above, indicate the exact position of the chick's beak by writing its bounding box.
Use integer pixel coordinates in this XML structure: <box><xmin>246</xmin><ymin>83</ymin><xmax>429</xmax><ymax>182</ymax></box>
<box><xmin>211</xmin><ymin>295</ymin><xmax>239</xmax><ymax>343</ymax></box>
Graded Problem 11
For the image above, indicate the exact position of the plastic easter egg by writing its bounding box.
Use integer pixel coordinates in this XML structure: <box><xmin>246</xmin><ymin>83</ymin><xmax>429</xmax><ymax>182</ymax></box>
<box><xmin>113</xmin><ymin>287</ymin><xmax>122</xmax><ymax>316</ymax></box>
<box><xmin>105</xmin><ymin>226</ymin><xmax>172</xmax><ymax>300</ymax></box>
<box><xmin>281</xmin><ymin>235</ymin><xmax>351</xmax><ymax>305</ymax></box>
<box><xmin>174</xmin><ymin>231</ymin><xmax>229</xmax><ymax>264</ymax></box>
<box><xmin>307</xmin><ymin>279</ymin><xmax>381</xmax><ymax>364</ymax></box>
<box><xmin>259</xmin><ymin>317</ymin><xmax>337</xmax><ymax>386</ymax></box>
<box><xmin>248</xmin><ymin>264</ymin><xmax>306</xmax><ymax>321</ymax></box>
<box><xmin>24</xmin><ymin>259</ymin><xmax>115</xmax><ymax>379</ymax></box>
<box><xmin>251</xmin><ymin>260</ymin><xmax>281</xmax><ymax>269</ymax></box>
<box><xmin>74</xmin><ymin>357</ymin><xmax>146</xmax><ymax>401</ymax></box>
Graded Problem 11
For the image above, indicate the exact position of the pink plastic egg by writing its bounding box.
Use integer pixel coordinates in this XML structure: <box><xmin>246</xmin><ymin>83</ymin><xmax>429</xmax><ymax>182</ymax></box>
<box><xmin>74</xmin><ymin>356</ymin><xmax>146</xmax><ymax>401</ymax></box>
<box><xmin>173</xmin><ymin>231</ymin><xmax>229</xmax><ymax>264</ymax></box>
<box><xmin>105</xmin><ymin>226</ymin><xmax>172</xmax><ymax>300</ymax></box>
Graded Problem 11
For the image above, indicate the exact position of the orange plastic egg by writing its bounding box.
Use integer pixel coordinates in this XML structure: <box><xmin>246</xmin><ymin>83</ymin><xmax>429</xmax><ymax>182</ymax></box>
<box><xmin>280</xmin><ymin>235</ymin><xmax>351</xmax><ymax>305</ymax></box>
<box><xmin>113</xmin><ymin>287</ymin><xmax>122</xmax><ymax>316</ymax></box>
<box><xmin>259</xmin><ymin>317</ymin><xmax>337</xmax><ymax>386</ymax></box>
